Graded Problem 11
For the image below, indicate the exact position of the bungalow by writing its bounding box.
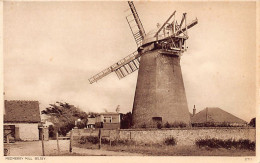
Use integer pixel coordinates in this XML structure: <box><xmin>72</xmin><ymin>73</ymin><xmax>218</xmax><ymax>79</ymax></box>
<box><xmin>191</xmin><ymin>107</ymin><xmax>247</xmax><ymax>127</ymax></box>
<box><xmin>4</xmin><ymin>100</ymin><xmax>41</xmax><ymax>141</ymax></box>
<box><xmin>86</xmin><ymin>117</ymin><xmax>96</xmax><ymax>128</ymax></box>
<box><xmin>95</xmin><ymin>112</ymin><xmax>120</xmax><ymax>129</ymax></box>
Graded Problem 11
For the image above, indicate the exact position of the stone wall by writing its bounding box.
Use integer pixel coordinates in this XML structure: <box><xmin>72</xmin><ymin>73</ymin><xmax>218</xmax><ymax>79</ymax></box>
<box><xmin>72</xmin><ymin>127</ymin><xmax>255</xmax><ymax>146</ymax></box>
<box><xmin>116</xmin><ymin>127</ymin><xmax>256</xmax><ymax>146</ymax></box>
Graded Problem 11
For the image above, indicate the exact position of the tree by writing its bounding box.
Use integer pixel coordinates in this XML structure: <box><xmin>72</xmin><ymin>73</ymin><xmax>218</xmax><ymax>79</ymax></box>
<box><xmin>249</xmin><ymin>117</ymin><xmax>256</xmax><ymax>127</ymax></box>
<box><xmin>116</xmin><ymin>105</ymin><xmax>120</xmax><ymax>113</ymax></box>
<box><xmin>41</xmin><ymin>102</ymin><xmax>88</xmax><ymax>136</ymax></box>
<box><xmin>48</xmin><ymin>125</ymin><xmax>55</xmax><ymax>138</ymax></box>
<box><xmin>88</xmin><ymin>112</ymin><xmax>99</xmax><ymax>118</ymax></box>
<box><xmin>120</xmin><ymin>112</ymin><xmax>132</xmax><ymax>129</ymax></box>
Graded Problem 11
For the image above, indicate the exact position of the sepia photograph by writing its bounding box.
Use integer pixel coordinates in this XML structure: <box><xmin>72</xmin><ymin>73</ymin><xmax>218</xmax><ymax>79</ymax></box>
<box><xmin>1</xmin><ymin>0</ymin><xmax>259</xmax><ymax>161</ymax></box>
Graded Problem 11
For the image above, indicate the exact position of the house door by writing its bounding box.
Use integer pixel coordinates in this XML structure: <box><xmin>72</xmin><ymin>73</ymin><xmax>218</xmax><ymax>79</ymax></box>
<box><xmin>4</xmin><ymin>125</ymin><xmax>15</xmax><ymax>143</ymax></box>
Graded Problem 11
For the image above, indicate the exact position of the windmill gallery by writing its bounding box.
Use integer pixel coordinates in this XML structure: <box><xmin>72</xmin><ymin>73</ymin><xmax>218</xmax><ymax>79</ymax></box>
<box><xmin>89</xmin><ymin>1</ymin><xmax>198</xmax><ymax>128</ymax></box>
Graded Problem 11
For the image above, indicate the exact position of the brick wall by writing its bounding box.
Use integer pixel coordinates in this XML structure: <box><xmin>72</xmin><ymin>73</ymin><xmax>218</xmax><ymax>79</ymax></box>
<box><xmin>132</xmin><ymin>50</ymin><xmax>191</xmax><ymax>128</ymax></box>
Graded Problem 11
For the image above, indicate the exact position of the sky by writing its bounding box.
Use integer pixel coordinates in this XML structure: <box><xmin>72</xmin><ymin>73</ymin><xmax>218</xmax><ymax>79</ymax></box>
<box><xmin>3</xmin><ymin>1</ymin><xmax>257</xmax><ymax>122</ymax></box>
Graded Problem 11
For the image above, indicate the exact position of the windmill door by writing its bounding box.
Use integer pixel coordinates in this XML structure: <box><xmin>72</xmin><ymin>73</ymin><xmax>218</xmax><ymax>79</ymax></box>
<box><xmin>152</xmin><ymin>117</ymin><xmax>162</xmax><ymax>126</ymax></box>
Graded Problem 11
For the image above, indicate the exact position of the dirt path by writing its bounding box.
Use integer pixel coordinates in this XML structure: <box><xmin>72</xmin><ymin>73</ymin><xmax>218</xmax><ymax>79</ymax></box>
<box><xmin>4</xmin><ymin>140</ymin><xmax>143</xmax><ymax>156</ymax></box>
<box><xmin>72</xmin><ymin>147</ymin><xmax>143</xmax><ymax>156</ymax></box>
<box><xmin>4</xmin><ymin>140</ymin><xmax>70</xmax><ymax>156</ymax></box>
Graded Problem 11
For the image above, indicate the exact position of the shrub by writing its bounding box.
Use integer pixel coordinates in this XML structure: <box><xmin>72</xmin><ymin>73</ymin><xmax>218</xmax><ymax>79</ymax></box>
<box><xmin>157</xmin><ymin>123</ymin><xmax>162</xmax><ymax>129</ymax></box>
<box><xmin>120</xmin><ymin>112</ymin><xmax>132</xmax><ymax>129</ymax></box>
<box><xmin>48</xmin><ymin>125</ymin><xmax>55</xmax><ymax>138</ymax></box>
<box><xmin>111</xmin><ymin>139</ymin><xmax>133</xmax><ymax>146</ymax></box>
<box><xmin>79</xmin><ymin>136</ymin><xmax>135</xmax><ymax>146</ymax></box>
<box><xmin>193</xmin><ymin>122</ymin><xmax>234</xmax><ymax>127</ymax></box>
<box><xmin>78</xmin><ymin>136</ymin><xmax>99</xmax><ymax>144</ymax></box>
<box><xmin>78</xmin><ymin>136</ymin><xmax>87</xmax><ymax>144</ymax></box>
<box><xmin>195</xmin><ymin>138</ymin><xmax>255</xmax><ymax>151</ymax></box>
<box><xmin>249</xmin><ymin>118</ymin><xmax>256</xmax><ymax>127</ymax></box>
<box><xmin>171</xmin><ymin>121</ymin><xmax>187</xmax><ymax>128</ymax></box>
<box><xmin>164</xmin><ymin>137</ymin><xmax>177</xmax><ymax>146</ymax></box>
<box><xmin>164</xmin><ymin>122</ymin><xmax>171</xmax><ymax>128</ymax></box>
<box><xmin>87</xmin><ymin>136</ymin><xmax>99</xmax><ymax>144</ymax></box>
<box><xmin>101</xmin><ymin>138</ymin><xmax>110</xmax><ymax>144</ymax></box>
<box><xmin>141</xmin><ymin>123</ymin><xmax>146</xmax><ymax>128</ymax></box>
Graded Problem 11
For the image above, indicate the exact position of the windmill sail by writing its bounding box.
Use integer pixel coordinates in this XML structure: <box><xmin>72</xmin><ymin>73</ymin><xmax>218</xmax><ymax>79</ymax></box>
<box><xmin>89</xmin><ymin>51</ymin><xmax>141</xmax><ymax>84</ymax></box>
<box><xmin>126</xmin><ymin>1</ymin><xmax>146</xmax><ymax>47</ymax></box>
<box><xmin>175</xmin><ymin>18</ymin><xmax>198</xmax><ymax>36</ymax></box>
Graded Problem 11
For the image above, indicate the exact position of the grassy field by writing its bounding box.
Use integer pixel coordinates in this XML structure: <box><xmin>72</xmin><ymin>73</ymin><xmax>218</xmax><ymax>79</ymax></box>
<box><xmin>74</xmin><ymin>143</ymin><xmax>255</xmax><ymax>156</ymax></box>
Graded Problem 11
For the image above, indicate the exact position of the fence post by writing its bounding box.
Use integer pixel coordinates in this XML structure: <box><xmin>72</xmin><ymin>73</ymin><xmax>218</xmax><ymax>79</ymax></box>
<box><xmin>109</xmin><ymin>130</ymin><xmax>111</xmax><ymax>146</ymax></box>
<box><xmin>99</xmin><ymin>128</ymin><xmax>101</xmax><ymax>149</ymax></box>
<box><xmin>41</xmin><ymin>132</ymin><xmax>45</xmax><ymax>156</ymax></box>
<box><xmin>56</xmin><ymin>132</ymin><xmax>60</xmax><ymax>155</ymax></box>
<box><xmin>7</xmin><ymin>135</ymin><xmax>10</xmax><ymax>144</ymax></box>
<box><xmin>69</xmin><ymin>130</ymin><xmax>73</xmax><ymax>153</ymax></box>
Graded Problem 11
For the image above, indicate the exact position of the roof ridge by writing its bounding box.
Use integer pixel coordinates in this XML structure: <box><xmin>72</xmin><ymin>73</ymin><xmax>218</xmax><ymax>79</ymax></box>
<box><xmin>5</xmin><ymin>100</ymin><xmax>39</xmax><ymax>102</ymax></box>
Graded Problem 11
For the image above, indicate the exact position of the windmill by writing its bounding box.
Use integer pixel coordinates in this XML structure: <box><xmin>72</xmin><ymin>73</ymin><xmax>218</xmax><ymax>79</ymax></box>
<box><xmin>89</xmin><ymin>1</ymin><xmax>198</xmax><ymax>128</ymax></box>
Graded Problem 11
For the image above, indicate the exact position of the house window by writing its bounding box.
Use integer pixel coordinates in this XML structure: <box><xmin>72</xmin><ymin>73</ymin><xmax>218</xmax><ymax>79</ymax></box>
<box><xmin>103</xmin><ymin>116</ymin><xmax>112</xmax><ymax>123</ymax></box>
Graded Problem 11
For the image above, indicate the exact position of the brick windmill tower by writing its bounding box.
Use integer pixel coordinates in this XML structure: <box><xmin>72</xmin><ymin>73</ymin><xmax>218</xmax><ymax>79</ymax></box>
<box><xmin>89</xmin><ymin>1</ymin><xmax>198</xmax><ymax>128</ymax></box>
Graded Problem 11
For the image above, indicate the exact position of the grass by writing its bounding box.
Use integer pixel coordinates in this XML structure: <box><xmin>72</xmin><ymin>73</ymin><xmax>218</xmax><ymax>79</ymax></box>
<box><xmin>74</xmin><ymin>141</ymin><xmax>255</xmax><ymax>156</ymax></box>
<box><xmin>79</xmin><ymin>144</ymin><xmax>255</xmax><ymax>156</ymax></box>
<box><xmin>74</xmin><ymin>136</ymin><xmax>255</xmax><ymax>156</ymax></box>
<box><xmin>164</xmin><ymin>137</ymin><xmax>177</xmax><ymax>146</ymax></box>
<box><xmin>195</xmin><ymin>138</ymin><xmax>255</xmax><ymax>151</ymax></box>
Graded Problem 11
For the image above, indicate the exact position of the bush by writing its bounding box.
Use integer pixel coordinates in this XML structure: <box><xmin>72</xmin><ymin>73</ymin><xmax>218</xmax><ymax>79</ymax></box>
<box><xmin>171</xmin><ymin>121</ymin><xmax>187</xmax><ymax>128</ymax></box>
<box><xmin>195</xmin><ymin>138</ymin><xmax>255</xmax><ymax>151</ymax></box>
<box><xmin>101</xmin><ymin>138</ymin><xmax>110</xmax><ymax>144</ymax></box>
<box><xmin>111</xmin><ymin>139</ymin><xmax>133</xmax><ymax>146</ymax></box>
<box><xmin>59</xmin><ymin>122</ymin><xmax>75</xmax><ymax>136</ymax></box>
<box><xmin>164</xmin><ymin>137</ymin><xmax>177</xmax><ymax>146</ymax></box>
<box><xmin>164</xmin><ymin>122</ymin><xmax>171</xmax><ymax>128</ymax></box>
<box><xmin>157</xmin><ymin>123</ymin><xmax>162</xmax><ymax>129</ymax></box>
<box><xmin>48</xmin><ymin>125</ymin><xmax>55</xmax><ymax>138</ymax></box>
<box><xmin>192</xmin><ymin>122</ymin><xmax>234</xmax><ymax>127</ymax></box>
<box><xmin>120</xmin><ymin>112</ymin><xmax>132</xmax><ymax>129</ymax></box>
<box><xmin>78</xmin><ymin>136</ymin><xmax>99</xmax><ymax>144</ymax></box>
<box><xmin>249</xmin><ymin>118</ymin><xmax>256</xmax><ymax>127</ymax></box>
<box><xmin>141</xmin><ymin>123</ymin><xmax>146</xmax><ymax>128</ymax></box>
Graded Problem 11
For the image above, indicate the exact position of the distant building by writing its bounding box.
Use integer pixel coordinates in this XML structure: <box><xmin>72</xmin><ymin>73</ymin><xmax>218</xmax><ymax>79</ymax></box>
<box><xmin>191</xmin><ymin>107</ymin><xmax>247</xmax><ymax>127</ymax></box>
<box><xmin>4</xmin><ymin>100</ymin><xmax>41</xmax><ymax>141</ymax></box>
<box><xmin>95</xmin><ymin>112</ymin><xmax>120</xmax><ymax>129</ymax></box>
<box><xmin>86</xmin><ymin>118</ymin><xmax>96</xmax><ymax>128</ymax></box>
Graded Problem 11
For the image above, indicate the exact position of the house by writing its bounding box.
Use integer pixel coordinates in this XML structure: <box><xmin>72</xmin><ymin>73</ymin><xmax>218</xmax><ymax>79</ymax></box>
<box><xmin>4</xmin><ymin>100</ymin><xmax>41</xmax><ymax>141</ymax></box>
<box><xmin>191</xmin><ymin>107</ymin><xmax>247</xmax><ymax>127</ymax></box>
<box><xmin>95</xmin><ymin>112</ymin><xmax>120</xmax><ymax>129</ymax></box>
<box><xmin>86</xmin><ymin>117</ymin><xmax>96</xmax><ymax>128</ymax></box>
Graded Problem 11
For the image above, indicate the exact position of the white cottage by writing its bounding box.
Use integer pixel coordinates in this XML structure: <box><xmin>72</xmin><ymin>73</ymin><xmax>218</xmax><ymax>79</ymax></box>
<box><xmin>4</xmin><ymin>100</ymin><xmax>41</xmax><ymax>141</ymax></box>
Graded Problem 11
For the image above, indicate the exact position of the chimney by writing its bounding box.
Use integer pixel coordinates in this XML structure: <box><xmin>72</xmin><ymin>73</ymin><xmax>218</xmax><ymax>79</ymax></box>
<box><xmin>193</xmin><ymin>105</ymin><xmax>196</xmax><ymax>116</ymax></box>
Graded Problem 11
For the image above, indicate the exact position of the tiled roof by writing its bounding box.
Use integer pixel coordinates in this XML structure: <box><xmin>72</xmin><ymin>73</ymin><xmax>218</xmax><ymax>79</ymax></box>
<box><xmin>191</xmin><ymin>107</ymin><xmax>247</xmax><ymax>124</ymax></box>
<box><xmin>4</xmin><ymin>100</ymin><xmax>41</xmax><ymax>123</ymax></box>
<box><xmin>87</xmin><ymin>118</ymin><xmax>96</xmax><ymax>125</ymax></box>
